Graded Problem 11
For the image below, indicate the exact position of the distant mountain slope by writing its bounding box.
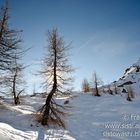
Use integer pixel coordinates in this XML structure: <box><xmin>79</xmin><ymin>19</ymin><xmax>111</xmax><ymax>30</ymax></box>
<box><xmin>120</xmin><ymin>58</ymin><xmax>140</xmax><ymax>82</ymax></box>
<box><xmin>116</xmin><ymin>58</ymin><xmax>140</xmax><ymax>94</ymax></box>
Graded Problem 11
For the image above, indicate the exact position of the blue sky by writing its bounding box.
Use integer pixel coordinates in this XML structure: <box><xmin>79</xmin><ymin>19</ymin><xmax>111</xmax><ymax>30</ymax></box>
<box><xmin>1</xmin><ymin>0</ymin><xmax>140</xmax><ymax>93</ymax></box>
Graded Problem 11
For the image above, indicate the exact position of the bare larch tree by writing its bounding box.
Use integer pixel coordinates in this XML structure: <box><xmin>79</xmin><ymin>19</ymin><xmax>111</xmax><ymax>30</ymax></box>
<box><xmin>39</xmin><ymin>28</ymin><xmax>73</xmax><ymax>127</ymax></box>
<box><xmin>91</xmin><ymin>72</ymin><xmax>102</xmax><ymax>96</ymax></box>
<box><xmin>5</xmin><ymin>56</ymin><xmax>25</xmax><ymax>104</ymax></box>
<box><xmin>82</xmin><ymin>78</ymin><xmax>90</xmax><ymax>93</ymax></box>
<box><xmin>0</xmin><ymin>2</ymin><xmax>25</xmax><ymax>103</ymax></box>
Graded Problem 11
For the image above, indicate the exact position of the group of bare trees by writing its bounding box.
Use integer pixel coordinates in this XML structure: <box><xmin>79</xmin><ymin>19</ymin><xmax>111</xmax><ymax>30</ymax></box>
<box><xmin>0</xmin><ymin>2</ymin><xmax>25</xmax><ymax>104</ymax></box>
<box><xmin>82</xmin><ymin>72</ymin><xmax>103</xmax><ymax>96</ymax></box>
<box><xmin>0</xmin><ymin>2</ymin><xmax>74</xmax><ymax>128</ymax></box>
<box><xmin>81</xmin><ymin>73</ymin><xmax>136</xmax><ymax>102</ymax></box>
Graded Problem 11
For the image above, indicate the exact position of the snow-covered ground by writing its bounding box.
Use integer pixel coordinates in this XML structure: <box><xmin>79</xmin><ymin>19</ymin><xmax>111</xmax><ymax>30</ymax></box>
<box><xmin>0</xmin><ymin>92</ymin><xmax>140</xmax><ymax>140</ymax></box>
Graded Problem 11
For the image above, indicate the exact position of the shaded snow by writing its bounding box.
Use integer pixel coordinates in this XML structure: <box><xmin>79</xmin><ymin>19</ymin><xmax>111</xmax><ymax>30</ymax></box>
<box><xmin>0</xmin><ymin>123</ymin><xmax>37</xmax><ymax>140</ymax></box>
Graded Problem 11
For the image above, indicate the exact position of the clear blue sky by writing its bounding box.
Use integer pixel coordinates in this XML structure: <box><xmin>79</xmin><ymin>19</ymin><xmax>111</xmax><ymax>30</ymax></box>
<box><xmin>1</xmin><ymin>0</ymin><xmax>140</xmax><ymax>93</ymax></box>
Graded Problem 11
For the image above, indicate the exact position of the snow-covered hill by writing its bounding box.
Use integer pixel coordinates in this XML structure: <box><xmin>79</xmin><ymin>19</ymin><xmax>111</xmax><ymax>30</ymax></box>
<box><xmin>119</xmin><ymin>58</ymin><xmax>140</xmax><ymax>83</ymax></box>
<box><xmin>0</xmin><ymin>93</ymin><xmax>140</xmax><ymax>140</ymax></box>
<box><xmin>111</xmin><ymin>58</ymin><xmax>140</xmax><ymax>95</ymax></box>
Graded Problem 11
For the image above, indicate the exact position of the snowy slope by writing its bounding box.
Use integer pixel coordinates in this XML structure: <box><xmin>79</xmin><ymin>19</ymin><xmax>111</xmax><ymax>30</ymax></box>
<box><xmin>0</xmin><ymin>93</ymin><xmax>140</xmax><ymax>140</ymax></box>
<box><xmin>109</xmin><ymin>58</ymin><xmax>140</xmax><ymax>95</ymax></box>
<box><xmin>67</xmin><ymin>93</ymin><xmax>140</xmax><ymax>140</ymax></box>
<box><xmin>118</xmin><ymin>58</ymin><xmax>140</xmax><ymax>85</ymax></box>
<box><xmin>0</xmin><ymin>97</ymin><xmax>74</xmax><ymax>140</ymax></box>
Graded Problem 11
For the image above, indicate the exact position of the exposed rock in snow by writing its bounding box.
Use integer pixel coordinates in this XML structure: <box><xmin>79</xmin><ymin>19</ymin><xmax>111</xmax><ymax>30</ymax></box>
<box><xmin>113</xmin><ymin>58</ymin><xmax>140</xmax><ymax>95</ymax></box>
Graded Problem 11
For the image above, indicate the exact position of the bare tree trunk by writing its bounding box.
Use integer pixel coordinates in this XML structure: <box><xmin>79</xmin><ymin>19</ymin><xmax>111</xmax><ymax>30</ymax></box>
<box><xmin>41</xmin><ymin>88</ymin><xmax>56</xmax><ymax>125</ymax></box>
<box><xmin>94</xmin><ymin>83</ymin><xmax>100</xmax><ymax>96</ymax></box>
<box><xmin>12</xmin><ymin>65</ymin><xmax>21</xmax><ymax>105</ymax></box>
<box><xmin>92</xmin><ymin>72</ymin><xmax>101</xmax><ymax>96</ymax></box>
<box><xmin>127</xmin><ymin>94</ymin><xmax>132</xmax><ymax>101</ymax></box>
<box><xmin>13</xmin><ymin>68</ymin><xmax>18</xmax><ymax>105</ymax></box>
